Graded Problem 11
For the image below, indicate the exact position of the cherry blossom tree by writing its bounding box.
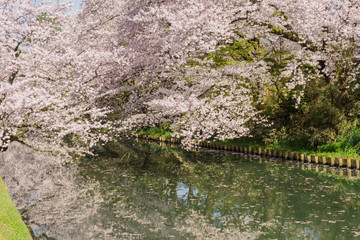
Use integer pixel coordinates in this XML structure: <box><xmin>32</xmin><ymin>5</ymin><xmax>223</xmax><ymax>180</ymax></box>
<box><xmin>2</xmin><ymin>0</ymin><xmax>359</xmax><ymax>153</ymax></box>
<box><xmin>113</xmin><ymin>0</ymin><xmax>272</xmax><ymax>143</ymax></box>
<box><xmin>0</xmin><ymin>0</ymin><xmax>127</xmax><ymax>157</ymax></box>
<box><xmin>112</xmin><ymin>0</ymin><xmax>293</xmax><ymax>143</ymax></box>
<box><xmin>239</xmin><ymin>0</ymin><xmax>360</xmax><ymax>144</ymax></box>
<box><xmin>248</xmin><ymin>0</ymin><xmax>360</xmax><ymax>93</ymax></box>
<box><xmin>119</xmin><ymin>0</ymin><xmax>360</xmax><ymax>144</ymax></box>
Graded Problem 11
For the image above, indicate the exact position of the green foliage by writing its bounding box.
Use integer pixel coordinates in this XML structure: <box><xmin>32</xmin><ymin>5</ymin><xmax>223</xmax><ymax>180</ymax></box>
<box><xmin>317</xmin><ymin>127</ymin><xmax>360</xmax><ymax>156</ymax></box>
<box><xmin>263</xmin><ymin>72</ymin><xmax>360</xmax><ymax>149</ymax></box>
<box><xmin>263</xmin><ymin>127</ymin><xmax>288</xmax><ymax>148</ymax></box>
<box><xmin>137</xmin><ymin>126</ymin><xmax>172</xmax><ymax>138</ymax></box>
<box><xmin>37</xmin><ymin>12</ymin><xmax>57</xmax><ymax>24</ymax></box>
<box><xmin>318</xmin><ymin>138</ymin><xmax>347</xmax><ymax>153</ymax></box>
<box><xmin>345</xmin><ymin>128</ymin><xmax>360</xmax><ymax>149</ymax></box>
<box><xmin>204</xmin><ymin>38</ymin><xmax>264</xmax><ymax>67</ymax></box>
<box><xmin>37</xmin><ymin>12</ymin><xmax>61</xmax><ymax>31</ymax></box>
<box><xmin>312</xmin><ymin>130</ymin><xmax>359</xmax><ymax>159</ymax></box>
<box><xmin>180</xmin><ymin>36</ymin><xmax>360</xmax><ymax>157</ymax></box>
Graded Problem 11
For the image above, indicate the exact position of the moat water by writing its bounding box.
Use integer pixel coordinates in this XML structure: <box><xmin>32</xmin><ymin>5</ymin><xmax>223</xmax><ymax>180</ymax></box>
<box><xmin>1</xmin><ymin>140</ymin><xmax>360</xmax><ymax>239</ymax></box>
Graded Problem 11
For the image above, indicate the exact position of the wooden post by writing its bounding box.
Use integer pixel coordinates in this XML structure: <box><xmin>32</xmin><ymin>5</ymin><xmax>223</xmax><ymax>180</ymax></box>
<box><xmin>355</xmin><ymin>159</ymin><xmax>360</xmax><ymax>169</ymax></box>
<box><xmin>320</xmin><ymin>156</ymin><xmax>327</xmax><ymax>164</ymax></box>
<box><xmin>346</xmin><ymin>158</ymin><xmax>352</xmax><ymax>168</ymax></box>
<box><xmin>311</xmin><ymin>155</ymin><xmax>319</xmax><ymax>164</ymax></box>
<box><xmin>335</xmin><ymin>157</ymin><xmax>344</xmax><ymax>167</ymax></box>
<box><xmin>328</xmin><ymin>157</ymin><xmax>335</xmax><ymax>166</ymax></box>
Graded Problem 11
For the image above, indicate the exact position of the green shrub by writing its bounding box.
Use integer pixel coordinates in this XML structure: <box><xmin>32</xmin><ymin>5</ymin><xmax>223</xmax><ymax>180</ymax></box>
<box><xmin>317</xmin><ymin>128</ymin><xmax>360</xmax><ymax>154</ymax></box>
<box><xmin>345</xmin><ymin>128</ymin><xmax>360</xmax><ymax>151</ymax></box>
<box><xmin>317</xmin><ymin>139</ymin><xmax>346</xmax><ymax>152</ymax></box>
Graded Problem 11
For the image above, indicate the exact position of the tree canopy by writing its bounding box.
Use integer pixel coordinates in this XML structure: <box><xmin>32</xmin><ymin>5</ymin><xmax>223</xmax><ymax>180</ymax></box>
<box><xmin>1</xmin><ymin>0</ymin><xmax>360</xmax><ymax>158</ymax></box>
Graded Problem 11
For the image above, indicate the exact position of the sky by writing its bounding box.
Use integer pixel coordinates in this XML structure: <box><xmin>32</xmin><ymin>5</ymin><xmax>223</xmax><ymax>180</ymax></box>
<box><xmin>72</xmin><ymin>0</ymin><xmax>82</xmax><ymax>9</ymax></box>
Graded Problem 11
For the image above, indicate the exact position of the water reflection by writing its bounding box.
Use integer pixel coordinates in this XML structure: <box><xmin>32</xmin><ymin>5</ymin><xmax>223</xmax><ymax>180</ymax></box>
<box><xmin>1</xmin><ymin>140</ymin><xmax>360</xmax><ymax>239</ymax></box>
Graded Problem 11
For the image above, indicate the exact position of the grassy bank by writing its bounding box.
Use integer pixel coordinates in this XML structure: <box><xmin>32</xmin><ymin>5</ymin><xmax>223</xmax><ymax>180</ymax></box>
<box><xmin>0</xmin><ymin>177</ymin><xmax>32</xmax><ymax>240</ymax></box>
<box><xmin>137</xmin><ymin>127</ymin><xmax>360</xmax><ymax>159</ymax></box>
<box><xmin>211</xmin><ymin>138</ymin><xmax>360</xmax><ymax>159</ymax></box>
